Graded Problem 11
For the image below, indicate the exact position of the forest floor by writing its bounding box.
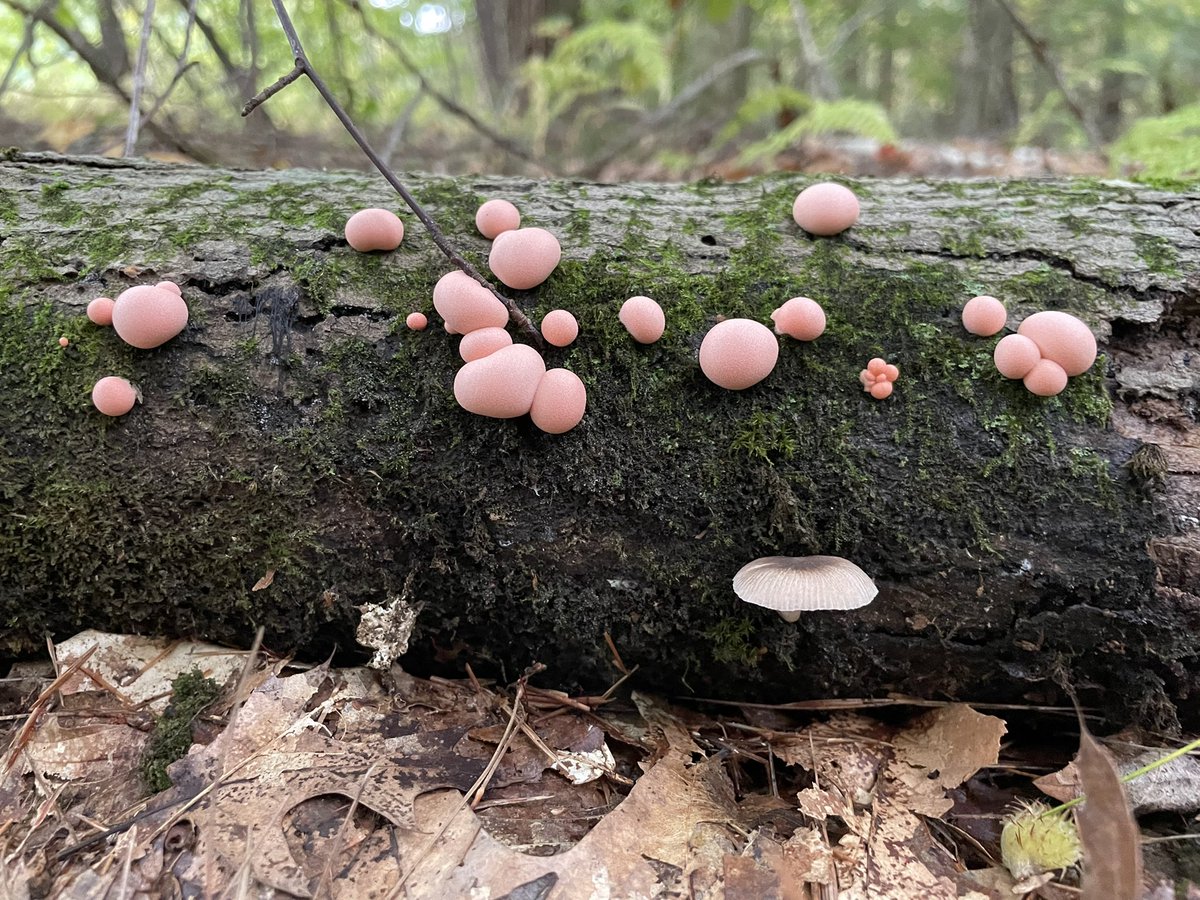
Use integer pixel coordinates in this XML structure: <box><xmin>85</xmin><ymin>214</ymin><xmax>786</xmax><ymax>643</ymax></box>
<box><xmin>1</xmin><ymin>631</ymin><xmax>1197</xmax><ymax>898</ymax></box>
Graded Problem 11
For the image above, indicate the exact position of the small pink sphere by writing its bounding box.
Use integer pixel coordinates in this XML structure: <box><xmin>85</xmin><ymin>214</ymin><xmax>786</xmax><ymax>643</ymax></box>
<box><xmin>344</xmin><ymin>208</ymin><xmax>404</xmax><ymax>252</ymax></box>
<box><xmin>618</xmin><ymin>296</ymin><xmax>665</xmax><ymax>344</ymax></box>
<box><xmin>1017</xmin><ymin>311</ymin><xmax>1097</xmax><ymax>377</ymax></box>
<box><xmin>406</xmin><ymin>312</ymin><xmax>428</xmax><ymax>331</ymax></box>
<box><xmin>92</xmin><ymin>376</ymin><xmax>138</xmax><ymax>416</ymax></box>
<box><xmin>541</xmin><ymin>309</ymin><xmax>579</xmax><ymax>347</ymax></box>
<box><xmin>771</xmin><ymin>297</ymin><xmax>826</xmax><ymax>341</ymax></box>
<box><xmin>962</xmin><ymin>295</ymin><xmax>1007</xmax><ymax>337</ymax></box>
<box><xmin>58</xmin><ymin>336</ymin><xmax>69</xmax><ymax>347</ymax></box>
<box><xmin>433</xmin><ymin>270</ymin><xmax>508</xmax><ymax>334</ymax></box>
<box><xmin>792</xmin><ymin>182</ymin><xmax>860</xmax><ymax>236</ymax></box>
<box><xmin>476</xmin><ymin>199</ymin><xmax>521</xmax><ymax>240</ymax></box>
<box><xmin>112</xmin><ymin>285</ymin><xmax>188</xmax><ymax>349</ymax></box>
<box><xmin>869</xmin><ymin>381</ymin><xmax>894</xmax><ymax>400</ymax></box>
<box><xmin>1023</xmin><ymin>358</ymin><xmax>1069</xmax><ymax>397</ymax></box>
<box><xmin>993</xmin><ymin>334</ymin><xmax>1041</xmax><ymax>380</ymax></box>
<box><xmin>489</xmin><ymin>227</ymin><xmax>561</xmax><ymax>290</ymax></box>
<box><xmin>459</xmin><ymin>327</ymin><xmax>513</xmax><ymax>362</ymax></box>
<box><xmin>859</xmin><ymin>369</ymin><xmax>873</xmax><ymax>389</ymax></box>
<box><xmin>530</xmin><ymin>368</ymin><xmax>587</xmax><ymax>434</ymax></box>
<box><xmin>155</xmin><ymin>280</ymin><xmax>182</xmax><ymax>297</ymax></box>
<box><xmin>867</xmin><ymin>357</ymin><xmax>887</xmax><ymax>376</ymax></box>
<box><xmin>87</xmin><ymin>297</ymin><xmax>115</xmax><ymax>326</ymax></box>
<box><xmin>699</xmin><ymin>319</ymin><xmax>779</xmax><ymax>390</ymax></box>
<box><xmin>883</xmin><ymin>364</ymin><xmax>900</xmax><ymax>382</ymax></box>
<box><xmin>453</xmin><ymin>343</ymin><xmax>547</xmax><ymax>418</ymax></box>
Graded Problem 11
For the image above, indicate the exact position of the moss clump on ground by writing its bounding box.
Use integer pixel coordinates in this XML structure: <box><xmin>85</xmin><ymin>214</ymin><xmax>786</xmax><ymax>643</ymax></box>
<box><xmin>140</xmin><ymin>669</ymin><xmax>222</xmax><ymax>792</ymax></box>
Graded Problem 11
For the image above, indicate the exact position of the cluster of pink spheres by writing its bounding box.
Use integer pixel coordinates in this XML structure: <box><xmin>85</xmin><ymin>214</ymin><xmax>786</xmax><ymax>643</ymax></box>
<box><xmin>859</xmin><ymin>359</ymin><xmax>900</xmax><ymax>400</ymax></box>
<box><xmin>961</xmin><ymin>294</ymin><xmax>1098</xmax><ymax>397</ymax></box>
<box><xmin>81</xmin><ymin>281</ymin><xmax>189</xmax><ymax>416</ymax></box>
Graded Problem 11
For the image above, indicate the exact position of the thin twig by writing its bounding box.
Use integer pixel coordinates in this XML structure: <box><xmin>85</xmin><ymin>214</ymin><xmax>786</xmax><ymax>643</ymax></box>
<box><xmin>245</xmin><ymin>0</ymin><xmax>542</xmax><ymax>346</ymax></box>
<box><xmin>314</xmin><ymin>760</ymin><xmax>381</xmax><ymax>898</ymax></box>
<box><xmin>241</xmin><ymin>64</ymin><xmax>303</xmax><ymax>117</ymax></box>
<box><xmin>141</xmin><ymin>0</ymin><xmax>197</xmax><ymax>130</ymax></box>
<box><xmin>0</xmin><ymin>0</ymin><xmax>53</xmax><ymax>102</ymax></box>
<box><xmin>124</xmin><ymin>0</ymin><xmax>157</xmax><ymax>156</ymax></box>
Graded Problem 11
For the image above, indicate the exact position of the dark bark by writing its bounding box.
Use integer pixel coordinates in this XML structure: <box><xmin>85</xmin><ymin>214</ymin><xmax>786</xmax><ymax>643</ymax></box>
<box><xmin>1</xmin><ymin>154</ymin><xmax>1198</xmax><ymax>727</ymax></box>
<box><xmin>1097</xmin><ymin>1</ymin><xmax>1127</xmax><ymax>142</ymax></box>
<box><xmin>955</xmin><ymin>0</ymin><xmax>1018</xmax><ymax>137</ymax></box>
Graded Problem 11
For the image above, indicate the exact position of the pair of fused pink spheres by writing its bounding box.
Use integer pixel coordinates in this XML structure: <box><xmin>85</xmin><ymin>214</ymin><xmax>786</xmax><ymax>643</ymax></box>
<box><xmin>453</xmin><ymin>345</ymin><xmax>586</xmax><ymax>434</ymax></box>
<box><xmin>475</xmin><ymin>198</ymin><xmax>562</xmax><ymax>291</ymax></box>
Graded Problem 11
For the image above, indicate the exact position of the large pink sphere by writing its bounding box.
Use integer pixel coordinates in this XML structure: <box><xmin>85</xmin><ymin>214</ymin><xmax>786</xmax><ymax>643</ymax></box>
<box><xmin>475</xmin><ymin>199</ymin><xmax>521</xmax><ymax>240</ymax></box>
<box><xmin>993</xmin><ymin>334</ymin><xmax>1041</xmax><ymax>379</ymax></box>
<box><xmin>433</xmin><ymin>270</ymin><xmax>508</xmax><ymax>334</ymax></box>
<box><xmin>92</xmin><ymin>376</ymin><xmax>138</xmax><ymax>416</ymax></box>
<box><xmin>1017</xmin><ymin>311</ymin><xmax>1097</xmax><ymax>377</ymax></box>
<box><xmin>459</xmin><ymin>327</ymin><xmax>513</xmax><ymax>362</ymax></box>
<box><xmin>541</xmin><ymin>310</ymin><xmax>579</xmax><ymax>347</ymax></box>
<box><xmin>962</xmin><ymin>295</ymin><xmax>1007</xmax><ymax>337</ymax></box>
<box><xmin>344</xmin><ymin>208</ymin><xmax>404</xmax><ymax>252</ymax></box>
<box><xmin>770</xmin><ymin>297</ymin><xmax>826</xmax><ymax>341</ymax></box>
<box><xmin>453</xmin><ymin>344</ymin><xmax>546</xmax><ymax>418</ymax></box>
<box><xmin>489</xmin><ymin>227</ymin><xmax>561</xmax><ymax>290</ymax></box>
<box><xmin>792</xmin><ymin>182</ymin><xmax>859</xmax><ymax>236</ymax></box>
<box><xmin>699</xmin><ymin>318</ymin><xmax>779</xmax><ymax>390</ymax></box>
<box><xmin>112</xmin><ymin>285</ymin><xmax>188</xmax><ymax>349</ymax></box>
<box><xmin>87</xmin><ymin>297</ymin><xmax>115</xmax><ymax>326</ymax></box>
<box><xmin>1023</xmin><ymin>358</ymin><xmax>1069</xmax><ymax>397</ymax></box>
<box><xmin>530</xmin><ymin>369</ymin><xmax>587</xmax><ymax>434</ymax></box>
<box><xmin>618</xmin><ymin>296</ymin><xmax>665</xmax><ymax>344</ymax></box>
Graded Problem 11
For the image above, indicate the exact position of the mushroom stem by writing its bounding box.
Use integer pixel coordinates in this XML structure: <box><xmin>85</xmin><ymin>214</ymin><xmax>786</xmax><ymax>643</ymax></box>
<box><xmin>244</xmin><ymin>0</ymin><xmax>543</xmax><ymax>348</ymax></box>
<box><xmin>779</xmin><ymin>610</ymin><xmax>802</xmax><ymax>623</ymax></box>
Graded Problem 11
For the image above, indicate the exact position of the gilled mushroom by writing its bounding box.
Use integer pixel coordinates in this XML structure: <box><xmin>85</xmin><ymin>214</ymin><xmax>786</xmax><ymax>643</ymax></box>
<box><xmin>733</xmin><ymin>555</ymin><xmax>878</xmax><ymax>622</ymax></box>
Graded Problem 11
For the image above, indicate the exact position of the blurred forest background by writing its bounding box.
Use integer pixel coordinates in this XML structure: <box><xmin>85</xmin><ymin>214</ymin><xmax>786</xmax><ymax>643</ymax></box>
<box><xmin>0</xmin><ymin>0</ymin><xmax>1197</xmax><ymax>183</ymax></box>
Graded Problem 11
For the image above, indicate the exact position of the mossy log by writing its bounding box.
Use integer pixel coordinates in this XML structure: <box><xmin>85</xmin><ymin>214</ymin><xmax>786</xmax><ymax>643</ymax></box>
<box><xmin>2</xmin><ymin>152</ymin><xmax>1198</xmax><ymax>726</ymax></box>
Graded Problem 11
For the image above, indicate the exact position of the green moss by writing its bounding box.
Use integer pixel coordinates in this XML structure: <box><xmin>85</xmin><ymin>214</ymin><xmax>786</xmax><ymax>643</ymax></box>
<box><xmin>413</xmin><ymin>179</ymin><xmax>482</xmax><ymax>235</ymax></box>
<box><xmin>704</xmin><ymin>616</ymin><xmax>764</xmax><ymax>667</ymax></box>
<box><xmin>1133</xmin><ymin>233</ymin><xmax>1180</xmax><ymax>275</ymax></box>
<box><xmin>0</xmin><ymin>188</ymin><xmax>17</xmax><ymax>225</ymax></box>
<box><xmin>39</xmin><ymin>178</ymin><xmax>86</xmax><ymax>226</ymax></box>
<box><xmin>140</xmin><ymin>669</ymin><xmax>221</xmax><ymax>792</ymax></box>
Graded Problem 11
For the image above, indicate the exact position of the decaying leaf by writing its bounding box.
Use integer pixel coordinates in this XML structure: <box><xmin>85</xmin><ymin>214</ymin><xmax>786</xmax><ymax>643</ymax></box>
<box><xmin>894</xmin><ymin>704</ymin><xmax>1008</xmax><ymax>790</ymax></box>
<box><xmin>252</xmin><ymin>568</ymin><xmax>276</xmax><ymax>591</ymax></box>
<box><xmin>356</xmin><ymin>594</ymin><xmax>424</xmax><ymax>670</ymax></box>
<box><xmin>1077</xmin><ymin>726</ymin><xmax>1143</xmax><ymax>900</ymax></box>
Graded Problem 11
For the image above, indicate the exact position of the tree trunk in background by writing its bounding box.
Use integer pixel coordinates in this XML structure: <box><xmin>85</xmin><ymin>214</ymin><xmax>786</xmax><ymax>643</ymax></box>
<box><xmin>954</xmin><ymin>0</ymin><xmax>1018</xmax><ymax>136</ymax></box>
<box><xmin>876</xmin><ymin>4</ymin><xmax>895</xmax><ymax>113</ymax></box>
<box><xmin>788</xmin><ymin>0</ymin><xmax>838</xmax><ymax>100</ymax></box>
<box><xmin>1097</xmin><ymin>0</ymin><xmax>1126</xmax><ymax>142</ymax></box>
<box><xmin>1</xmin><ymin>154</ymin><xmax>1198</xmax><ymax>729</ymax></box>
<box><xmin>474</xmin><ymin>0</ymin><xmax>578</xmax><ymax>111</ymax></box>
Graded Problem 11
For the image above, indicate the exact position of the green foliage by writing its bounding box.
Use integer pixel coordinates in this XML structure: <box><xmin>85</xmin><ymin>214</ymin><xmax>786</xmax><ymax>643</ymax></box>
<box><xmin>1111</xmin><ymin>104</ymin><xmax>1200</xmax><ymax>181</ymax></box>
<box><xmin>140</xmin><ymin>669</ymin><xmax>221</xmax><ymax>792</ymax></box>
<box><xmin>726</xmin><ymin>89</ymin><xmax>897</xmax><ymax>167</ymax></box>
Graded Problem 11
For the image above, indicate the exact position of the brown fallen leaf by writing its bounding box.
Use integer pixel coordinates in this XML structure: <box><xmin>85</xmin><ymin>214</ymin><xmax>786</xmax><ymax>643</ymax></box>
<box><xmin>893</xmin><ymin>704</ymin><xmax>1008</xmax><ymax>790</ymax></box>
<box><xmin>252</xmin><ymin>569</ymin><xmax>276</xmax><ymax>591</ymax></box>
<box><xmin>1077</xmin><ymin>726</ymin><xmax>1143</xmax><ymax>900</ymax></box>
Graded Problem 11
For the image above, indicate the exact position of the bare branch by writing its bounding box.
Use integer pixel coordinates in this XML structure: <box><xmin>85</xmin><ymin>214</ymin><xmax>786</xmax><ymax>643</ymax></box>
<box><xmin>245</xmin><ymin>0</ymin><xmax>542</xmax><ymax>347</ymax></box>
<box><xmin>0</xmin><ymin>1</ymin><xmax>55</xmax><ymax>102</ymax></box>
<box><xmin>141</xmin><ymin>0</ymin><xmax>197</xmax><ymax>130</ymax></box>
<box><xmin>991</xmin><ymin>0</ymin><xmax>1107</xmax><ymax>155</ymax></box>
<box><xmin>241</xmin><ymin>64</ymin><xmax>303</xmax><ymax>117</ymax></box>
<box><xmin>124</xmin><ymin>0</ymin><xmax>157</xmax><ymax>156</ymax></box>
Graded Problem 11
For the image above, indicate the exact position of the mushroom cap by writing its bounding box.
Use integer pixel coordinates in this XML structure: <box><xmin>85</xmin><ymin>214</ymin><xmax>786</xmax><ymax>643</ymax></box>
<box><xmin>453</xmin><ymin>343</ymin><xmax>546</xmax><ymax>418</ymax></box>
<box><xmin>488</xmin><ymin>227</ymin><xmax>562</xmax><ymax>290</ymax></box>
<box><xmin>699</xmin><ymin>318</ymin><xmax>779</xmax><ymax>390</ymax></box>
<box><xmin>1023</xmin><ymin>358</ymin><xmax>1068</xmax><ymax>397</ymax></box>
<box><xmin>733</xmin><ymin>556</ymin><xmax>878</xmax><ymax>615</ymax></box>
<box><xmin>87</xmin><ymin>297</ymin><xmax>115</xmax><ymax>326</ymax></box>
<box><xmin>993</xmin><ymin>333</ymin><xmax>1041</xmax><ymax>379</ymax></box>
<box><xmin>475</xmin><ymin>199</ymin><xmax>521</xmax><ymax>240</ymax></box>
<box><xmin>155</xmin><ymin>280</ymin><xmax>182</xmax><ymax>297</ymax></box>
<box><xmin>111</xmin><ymin>285</ymin><xmax>189</xmax><ymax>349</ymax></box>
<box><xmin>458</xmin><ymin>326</ymin><xmax>513</xmax><ymax>362</ymax></box>
<box><xmin>433</xmin><ymin>270</ymin><xmax>509</xmax><ymax>334</ymax></box>
<box><xmin>91</xmin><ymin>376</ymin><xmax>138</xmax><ymax>416</ymax></box>
<box><xmin>962</xmin><ymin>295</ymin><xmax>1007</xmax><ymax>337</ymax></box>
<box><xmin>771</xmin><ymin>297</ymin><xmax>826</xmax><ymax>341</ymax></box>
<box><xmin>344</xmin><ymin>208</ymin><xmax>405</xmax><ymax>252</ymax></box>
<box><xmin>1017</xmin><ymin>311</ymin><xmax>1097</xmax><ymax>377</ymax></box>
<box><xmin>405</xmin><ymin>312</ymin><xmax>428</xmax><ymax>331</ymax></box>
<box><xmin>530</xmin><ymin>368</ymin><xmax>587</xmax><ymax>434</ymax></box>
<box><xmin>618</xmin><ymin>296</ymin><xmax>665</xmax><ymax>344</ymax></box>
<box><xmin>792</xmin><ymin>182</ymin><xmax>860</xmax><ymax>236</ymax></box>
<box><xmin>541</xmin><ymin>309</ymin><xmax>579</xmax><ymax>347</ymax></box>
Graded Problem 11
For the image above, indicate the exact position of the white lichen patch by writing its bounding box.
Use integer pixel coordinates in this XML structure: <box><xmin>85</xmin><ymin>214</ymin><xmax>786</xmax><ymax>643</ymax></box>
<box><xmin>356</xmin><ymin>594</ymin><xmax>424</xmax><ymax>670</ymax></box>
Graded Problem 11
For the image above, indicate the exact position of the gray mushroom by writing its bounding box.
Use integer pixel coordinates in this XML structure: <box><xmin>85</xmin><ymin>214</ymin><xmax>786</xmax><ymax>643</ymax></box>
<box><xmin>733</xmin><ymin>556</ymin><xmax>878</xmax><ymax>622</ymax></box>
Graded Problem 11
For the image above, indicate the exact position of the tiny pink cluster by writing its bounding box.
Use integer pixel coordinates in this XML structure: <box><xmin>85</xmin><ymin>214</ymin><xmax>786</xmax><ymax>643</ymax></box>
<box><xmin>859</xmin><ymin>357</ymin><xmax>900</xmax><ymax>400</ymax></box>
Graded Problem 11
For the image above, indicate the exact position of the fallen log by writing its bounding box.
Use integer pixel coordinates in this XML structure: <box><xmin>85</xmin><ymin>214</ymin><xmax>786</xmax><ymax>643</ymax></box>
<box><xmin>1</xmin><ymin>152</ymin><xmax>1197</xmax><ymax>725</ymax></box>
